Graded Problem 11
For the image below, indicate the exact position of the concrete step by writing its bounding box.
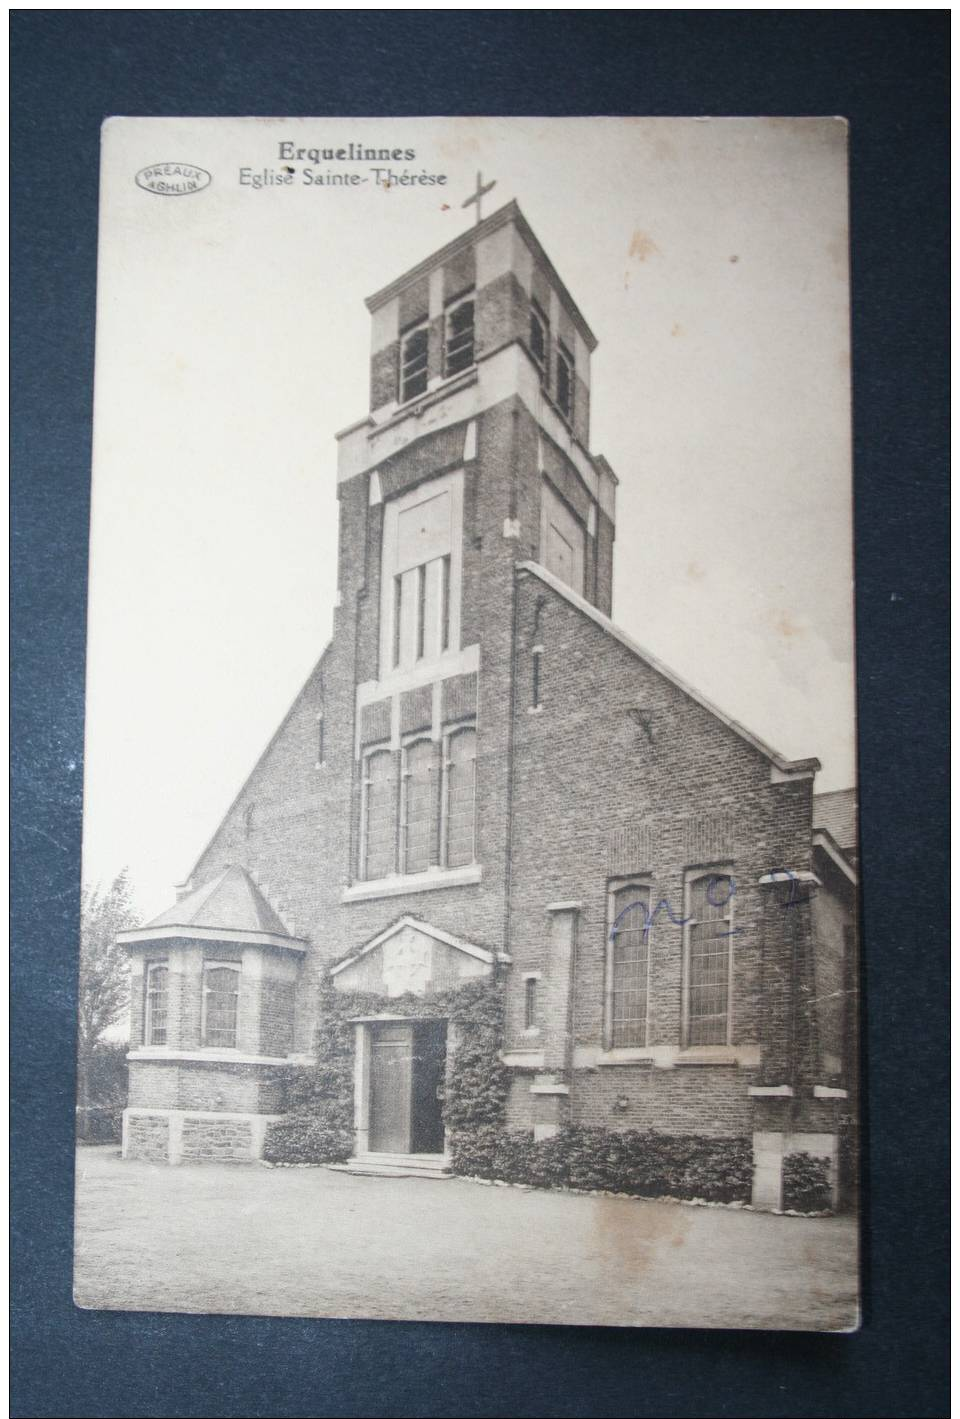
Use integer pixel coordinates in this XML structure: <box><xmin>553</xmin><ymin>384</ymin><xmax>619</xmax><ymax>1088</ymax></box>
<box><xmin>328</xmin><ymin>1154</ymin><xmax>453</xmax><ymax>1180</ymax></box>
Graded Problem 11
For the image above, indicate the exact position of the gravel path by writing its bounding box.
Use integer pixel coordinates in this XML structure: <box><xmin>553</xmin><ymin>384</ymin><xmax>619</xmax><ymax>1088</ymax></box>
<box><xmin>74</xmin><ymin>1146</ymin><xmax>858</xmax><ymax>1330</ymax></box>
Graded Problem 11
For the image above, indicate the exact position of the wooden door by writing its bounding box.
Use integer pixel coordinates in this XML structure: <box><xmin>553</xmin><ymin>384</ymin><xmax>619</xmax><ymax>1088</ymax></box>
<box><xmin>369</xmin><ymin>1023</ymin><xmax>413</xmax><ymax>1153</ymax></box>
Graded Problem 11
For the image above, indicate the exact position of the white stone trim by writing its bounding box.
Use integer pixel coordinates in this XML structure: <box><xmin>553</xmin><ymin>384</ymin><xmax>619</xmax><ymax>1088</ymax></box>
<box><xmin>330</xmin><ymin>912</ymin><xmax>496</xmax><ymax>975</ymax></box>
<box><xmin>127</xmin><ymin>1048</ymin><xmax>310</xmax><ymax>1066</ymax></box>
<box><xmin>813</xmin><ymin>1084</ymin><xmax>849</xmax><ymax>1099</ymax></box>
<box><xmin>516</xmin><ymin>560</ymin><xmax>821</xmax><ymax>779</ymax></box>
<box><xmin>573</xmin><ymin>1043</ymin><xmax>761</xmax><ymax>1070</ymax></box>
<box><xmin>119</xmin><ymin>924</ymin><xmax>307</xmax><ymax>952</ymax></box>
<box><xmin>529</xmin><ymin>1083</ymin><xmax>569</xmax><ymax>1096</ymax></box>
<box><xmin>501</xmin><ymin>1050</ymin><xmax>545</xmax><ymax>1069</ymax></box>
<box><xmin>545</xmin><ymin>900</ymin><xmax>582</xmax><ymax>913</ymax></box>
<box><xmin>341</xmin><ymin>863</ymin><xmax>482</xmax><ymax>903</ymax></box>
<box><xmin>748</xmin><ymin>1084</ymin><xmax>795</xmax><ymax>1097</ymax></box>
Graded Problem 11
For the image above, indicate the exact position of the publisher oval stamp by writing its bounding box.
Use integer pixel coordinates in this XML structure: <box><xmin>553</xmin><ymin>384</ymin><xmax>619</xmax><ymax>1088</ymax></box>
<box><xmin>135</xmin><ymin>162</ymin><xmax>211</xmax><ymax>197</ymax></box>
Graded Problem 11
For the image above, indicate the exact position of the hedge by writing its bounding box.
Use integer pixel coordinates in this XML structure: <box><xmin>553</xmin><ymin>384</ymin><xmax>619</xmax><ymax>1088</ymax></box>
<box><xmin>453</xmin><ymin>1125</ymin><xmax>753</xmax><ymax>1203</ymax></box>
<box><xmin>782</xmin><ymin>1151</ymin><xmax>832</xmax><ymax>1213</ymax></box>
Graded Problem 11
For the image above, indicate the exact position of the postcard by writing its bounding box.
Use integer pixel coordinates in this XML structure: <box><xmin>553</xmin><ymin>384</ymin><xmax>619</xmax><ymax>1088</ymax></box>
<box><xmin>74</xmin><ymin>116</ymin><xmax>858</xmax><ymax>1330</ymax></box>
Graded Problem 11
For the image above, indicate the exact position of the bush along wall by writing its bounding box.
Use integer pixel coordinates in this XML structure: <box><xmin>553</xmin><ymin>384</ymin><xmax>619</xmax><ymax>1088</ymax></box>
<box><xmin>781</xmin><ymin>1151</ymin><xmax>832</xmax><ymax>1213</ymax></box>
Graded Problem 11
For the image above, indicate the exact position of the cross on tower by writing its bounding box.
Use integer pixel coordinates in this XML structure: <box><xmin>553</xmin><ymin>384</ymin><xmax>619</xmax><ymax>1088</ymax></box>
<box><xmin>462</xmin><ymin>171</ymin><xmax>497</xmax><ymax>226</ymax></box>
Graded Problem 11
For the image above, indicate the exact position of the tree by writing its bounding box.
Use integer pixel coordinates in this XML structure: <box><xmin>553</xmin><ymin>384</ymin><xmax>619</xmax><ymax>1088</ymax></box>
<box><xmin>77</xmin><ymin>870</ymin><xmax>139</xmax><ymax>1116</ymax></box>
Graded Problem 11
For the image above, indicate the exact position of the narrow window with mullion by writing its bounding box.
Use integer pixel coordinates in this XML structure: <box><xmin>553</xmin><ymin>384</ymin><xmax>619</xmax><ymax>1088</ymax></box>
<box><xmin>402</xmin><ymin>738</ymin><xmax>438</xmax><ymax>874</ymax></box>
<box><xmin>684</xmin><ymin>873</ymin><xmax>734</xmax><ymax>1045</ymax></box>
<box><xmin>610</xmin><ymin>884</ymin><xmax>650</xmax><ymax>1047</ymax></box>
<box><xmin>443</xmin><ymin>293</ymin><xmax>475</xmax><ymax>377</ymax></box>
<box><xmin>444</xmin><ymin>726</ymin><xmax>477</xmax><ymax>868</ymax></box>
<box><xmin>145</xmin><ymin>962</ymin><xmax>169</xmax><ymax>1046</ymax></box>
<box><xmin>202</xmin><ymin>963</ymin><xmax>241</xmax><ymax>1049</ymax></box>
<box><xmin>400</xmin><ymin>322</ymin><xmax>429</xmax><ymax>403</ymax></box>
<box><xmin>362</xmin><ymin>747</ymin><xmax>397</xmax><ymax>880</ymax></box>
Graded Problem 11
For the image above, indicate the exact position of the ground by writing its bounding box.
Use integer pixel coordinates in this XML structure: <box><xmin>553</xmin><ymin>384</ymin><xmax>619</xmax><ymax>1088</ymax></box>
<box><xmin>74</xmin><ymin>1146</ymin><xmax>859</xmax><ymax>1331</ymax></box>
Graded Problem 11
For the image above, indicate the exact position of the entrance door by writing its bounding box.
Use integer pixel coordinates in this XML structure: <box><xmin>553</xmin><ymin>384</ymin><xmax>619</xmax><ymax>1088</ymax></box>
<box><xmin>369</xmin><ymin>1024</ymin><xmax>413</xmax><ymax>1153</ymax></box>
<box><xmin>411</xmin><ymin>1020</ymin><xmax>447</xmax><ymax>1154</ymax></box>
<box><xmin>368</xmin><ymin>1020</ymin><xmax>447</xmax><ymax>1156</ymax></box>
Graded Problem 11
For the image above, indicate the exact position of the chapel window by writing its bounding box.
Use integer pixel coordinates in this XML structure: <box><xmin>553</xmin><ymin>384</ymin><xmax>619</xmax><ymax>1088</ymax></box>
<box><xmin>144</xmin><ymin>962</ymin><xmax>169</xmax><ymax>1047</ymax></box>
<box><xmin>683</xmin><ymin>872</ymin><xmax>735</xmax><ymax>1046</ymax></box>
<box><xmin>608</xmin><ymin>883</ymin><xmax>651</xmax><ymax>1048</ymax></box>
<box><xmin>202</xmin><ymin>962</ymin><xmax>241</xmax><ymax>1049</ymax></box>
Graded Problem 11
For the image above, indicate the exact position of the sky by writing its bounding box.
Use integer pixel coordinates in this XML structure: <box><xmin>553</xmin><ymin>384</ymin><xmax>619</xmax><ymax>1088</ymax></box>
<box><xmin>84</xmin><ymin>116</ymin><xmax>854</xmax><ymax>923</ymax></box>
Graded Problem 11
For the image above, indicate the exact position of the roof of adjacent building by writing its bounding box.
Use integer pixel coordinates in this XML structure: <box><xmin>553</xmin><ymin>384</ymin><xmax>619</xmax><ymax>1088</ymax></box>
<box><xmin>813</xmin><ymin>788</ymin><xmax>859</xmax><ymax>857</ymax></box>
<box><xmin>140</xmin><ymin>865</ymin><xmax>295</xmax><ymax>938</ymax></box>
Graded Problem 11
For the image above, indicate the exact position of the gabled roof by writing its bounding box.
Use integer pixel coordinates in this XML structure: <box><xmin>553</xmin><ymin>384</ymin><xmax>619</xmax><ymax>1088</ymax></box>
<box><xmin>329</xmin><ymin>914</ymin><xmax>510</xmax><ymax>976</ymax></box>
<box><xmin>813</xmin><ymin>788</ymin><xmax>858</xmax><ymax>856</ymax></box>
<box><xmin>118</xmin><ymin>866</ymin><xmax>306</xmax><ymax>950</ymax></box>
<box><xmin>517</xmin><ymin>561</ymin><xmax>820</xmax><ymax>780</ymax></box>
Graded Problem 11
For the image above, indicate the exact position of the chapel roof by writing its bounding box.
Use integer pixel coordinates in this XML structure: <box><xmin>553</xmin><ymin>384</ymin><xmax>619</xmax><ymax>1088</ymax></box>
<box><xmin>140</xmin><ymin>865</ymin><xmax>295</xmax><ymax>938</ymax></box>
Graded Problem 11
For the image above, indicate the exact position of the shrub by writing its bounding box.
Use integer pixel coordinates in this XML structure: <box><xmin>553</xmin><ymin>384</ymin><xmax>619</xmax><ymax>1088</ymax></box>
<box><xmin>76</xmin><ymin>1041</ymin><xmax>129</xmax><ymax>1143</ymax></box>
<box><xmin>782</xmin><ymin>1152</ymin><xmax>832</xmax><ymax>1213</ymax></box>
<box><xmin>453</xmin><ymin>1124</ymin><xmax>753</xmax><ymax>1204</ymax></box>
<box><xmin>263</xmin><ymin>1105</ymin><xmax>353</xmax><ymax>1165</ymax></box>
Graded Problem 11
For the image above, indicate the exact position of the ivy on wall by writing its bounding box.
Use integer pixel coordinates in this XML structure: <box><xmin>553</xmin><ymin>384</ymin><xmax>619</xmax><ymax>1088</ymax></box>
<box><xmin>263</xmin><ymin>973</ymin><xmax>508</xmax><ymax>1166</ymax></box>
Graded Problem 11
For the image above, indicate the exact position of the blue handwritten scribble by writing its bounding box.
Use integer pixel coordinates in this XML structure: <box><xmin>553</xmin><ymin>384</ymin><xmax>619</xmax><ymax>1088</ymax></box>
<box><xmin>608</xmin><ymin>868</ymin><xmax>808</xmax><ymax>944</ymax></box>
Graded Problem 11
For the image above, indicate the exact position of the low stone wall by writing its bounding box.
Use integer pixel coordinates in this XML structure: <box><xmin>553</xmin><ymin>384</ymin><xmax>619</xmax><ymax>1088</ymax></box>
<box><xmin>122</xmin><ymin>1108</ymin><xmax>281</xmax><ymax>1164</ymax></box>
<box><xmin>126</xmin><ymin>1111</ymin><xmax>170</xmax><ymax>1162</ymax></box>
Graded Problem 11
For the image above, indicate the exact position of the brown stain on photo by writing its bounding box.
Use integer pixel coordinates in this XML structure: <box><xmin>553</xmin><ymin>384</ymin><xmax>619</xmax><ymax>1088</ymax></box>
<box><xmin>588</xmin><ymin>1195</ymin><xmax>693</xmax><ymax>1278</ymax></box>
<box><xmin>628</xmin><ymin>230</ymin><xmax>659</xmax><ymax>263</ymax></box>
<box><xmin>774</xmin><ymin>611</ymin><xmax>804</xmax><ymax>640</ymax></box>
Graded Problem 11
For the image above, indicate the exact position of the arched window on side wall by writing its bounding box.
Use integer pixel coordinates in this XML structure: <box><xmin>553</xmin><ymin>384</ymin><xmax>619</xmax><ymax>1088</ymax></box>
<box><xmin>144</xmin><ymin>962</ymin><xmax>168</xmax><ymax>1046</ymax></box>
<box><xmin>202</xmin><ymin>962</ymin><xmax>241</xmax><ymax>1049</ymax></box>
<box><xmin>607</xmin><ymin>883</ymin><xmax>651</xmax><ymax>1048</ymax></box>
<box><xmin>444</xmin><ymin>726</ymin><xmax>477</xmax><ymax>868</ymax></box>
<box><xmin>683</xmin><ymin>871</ymin><xmax>735</xmax><ymax>1046</ymax></box>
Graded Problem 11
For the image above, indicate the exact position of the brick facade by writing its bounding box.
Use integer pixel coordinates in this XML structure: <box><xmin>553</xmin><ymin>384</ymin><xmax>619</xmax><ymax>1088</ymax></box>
<box><xmin>122</xmin><ymin>201</ymin><xmax>856</xmax><ymax>1198</ymax></box>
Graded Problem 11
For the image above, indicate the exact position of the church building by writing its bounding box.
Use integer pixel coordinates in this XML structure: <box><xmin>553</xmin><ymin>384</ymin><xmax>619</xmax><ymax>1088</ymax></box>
<box><xmin>118</xmin><ymin>200</ymin><xmax>857</xmax><ymax>1210</ymax></box>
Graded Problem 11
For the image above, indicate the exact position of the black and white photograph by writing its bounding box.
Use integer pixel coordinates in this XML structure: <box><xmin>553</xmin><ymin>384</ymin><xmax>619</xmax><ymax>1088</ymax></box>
<box><xmin>73</xmin><ymin>115</ymin><xmax>859</xmax><ymax>1331</ymax></box>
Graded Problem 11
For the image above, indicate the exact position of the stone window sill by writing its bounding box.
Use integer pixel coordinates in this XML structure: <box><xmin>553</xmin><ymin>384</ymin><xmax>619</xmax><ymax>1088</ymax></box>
<box><xmin>342</xmin><ymin>863</ymin><xmax>481</xmax><ymax>903</ymax></box>
<box><xmin>127</xmin><ymin>1048</ymin><xmax>308</xmax><ymax>1067</ymax></box>
<box><xmin>577</xmin><ymin>1044</ymin><xmax>760</xmax><ymax>1070</ymax></box>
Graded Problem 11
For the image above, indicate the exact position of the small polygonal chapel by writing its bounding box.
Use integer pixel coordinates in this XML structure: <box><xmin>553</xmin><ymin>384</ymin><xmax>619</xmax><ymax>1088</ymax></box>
<box><xmin>119</xmin><ymin>199</ymin><xmax>858</xmax><ymax>1210</ymax></box>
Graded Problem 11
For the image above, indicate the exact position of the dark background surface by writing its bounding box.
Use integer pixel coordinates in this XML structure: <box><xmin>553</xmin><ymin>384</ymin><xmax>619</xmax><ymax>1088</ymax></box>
<box><xmin>10</xmin><ymin>11</ymin><xmax>949</xmax><ymax>1418</ymax></box>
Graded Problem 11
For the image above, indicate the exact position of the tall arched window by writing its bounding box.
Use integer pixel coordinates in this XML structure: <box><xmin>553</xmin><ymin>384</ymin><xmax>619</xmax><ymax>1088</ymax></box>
<box><xmin>361</xmin><ymin>748</ymin><xmax>396</xmax><ymax>880</ymax></box>
<box><xmin>202</xmin><ymin>962</ymin><xmax>241</xmax><ymax>1049</ymax></box>
<box><xmin>607</xmin><ymin>883</ymin><xmax>651</xmax><ymax>1048</ymax></box>
<box><xmin>444</xmin><ymin>726</ymin><xmax>477</xmax><ymax>867</ymax></box>
<box><xmin>402</xmin><ymin>738</ymin><xmax>438</xmax><ymax>874</ymax></box>
<box><xmin>144</xmin><ymin>962</ymin><xmax>168</xmax><ymax>1046</ymax></box>
<box><xmin>683</xmin><ymin>872</ymin><xmax>734</xmax><ymax>1045</ymax></box>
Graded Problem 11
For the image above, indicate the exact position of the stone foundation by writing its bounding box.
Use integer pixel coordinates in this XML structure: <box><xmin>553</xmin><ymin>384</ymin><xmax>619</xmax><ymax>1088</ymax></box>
<box><xmin>122</xmin><ymin>1108</ymin><xmax>280</xmax><ymax>1164</ymax></box>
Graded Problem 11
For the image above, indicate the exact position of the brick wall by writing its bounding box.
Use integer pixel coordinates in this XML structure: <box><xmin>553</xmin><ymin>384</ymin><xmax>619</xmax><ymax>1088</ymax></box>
<box><xmin>128</xmin><ymin>1061</ymin><xmax>288</xmax><ymax>1114</ymax></box>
